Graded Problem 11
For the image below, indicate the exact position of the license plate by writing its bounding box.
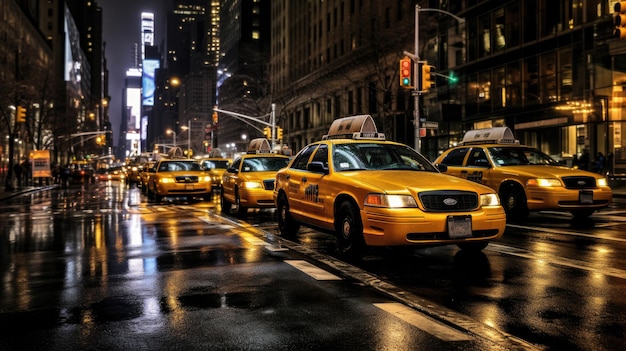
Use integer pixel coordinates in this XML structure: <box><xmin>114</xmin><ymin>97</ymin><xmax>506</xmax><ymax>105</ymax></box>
<box><xmin>448</xmin><ymin>215</ymin><xmax>472</xmax><ymax>238</ymax></box>
<box><xmin>185</xmin><ymin>184</ymin><xmax>194</xmax><ymax>190</ymax></box>
<box><xmin>579</xmin><ymin>190</ymin><xmax>593</xmax><ymax>204</ymax></box>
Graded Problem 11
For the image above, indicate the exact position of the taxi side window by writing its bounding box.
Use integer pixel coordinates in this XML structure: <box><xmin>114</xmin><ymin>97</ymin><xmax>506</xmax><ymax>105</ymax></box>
<box><xmin>310</xmin><ymin>144</ymin><xmax>328</xmax><ymax>167</ymax></box>
<box><xmin>291</xmin><ymin>145</ymin><xmax>317</xmax><ymax>170</ymax></box>
<box><xmin>467</xmin><ymin>148</ymin><xmax>490</xmax><ymax>167</ymax></box>
<box><xmin>440</xmin><ymin>148</ymin><xmax>469</xmax><ymax>166</ymax></box>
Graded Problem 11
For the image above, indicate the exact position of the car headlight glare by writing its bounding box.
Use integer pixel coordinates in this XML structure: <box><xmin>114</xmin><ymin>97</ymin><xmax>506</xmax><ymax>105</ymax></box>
<box><xmin>597</xmin><ymin>178</ymin><xmax>608</xmax><ymax>187</ymax></box>
<box><xmin>243</xmin><ymin>181</ymin><xmax>263</xmax><ymax>189</ymax></box>
<box><xmin>160</xmin><ymin>177</ymin><xmax>175</xmax><ymax>184</ymax></box>
<box><xmin>480</xmin><ymin>193</ymin><xmax>500</xmax><ymax>207</ymax></box>
<box><xmin>202</xmin><ymin>176</ymin><xmax>212</xmax><ymax>182</ymax></box>
<box><xmin>527</xmin><ymin>178</ymin><xmax>562</xmax><ymax>187</ymax></box>
<box><xmin>365</xmin><ymin>194</ymin><xmax>417</xmax><ymax>208</ymax></box>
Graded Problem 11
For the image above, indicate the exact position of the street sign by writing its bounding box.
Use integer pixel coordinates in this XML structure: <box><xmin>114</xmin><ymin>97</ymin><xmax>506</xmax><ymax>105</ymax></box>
<box><xmin>422</xmin><ymin>121</ymin><xmax>439</xmax><ymax>129</ymax></box>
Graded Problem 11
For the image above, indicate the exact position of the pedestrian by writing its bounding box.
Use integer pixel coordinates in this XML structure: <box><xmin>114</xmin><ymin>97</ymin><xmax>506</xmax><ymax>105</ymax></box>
<box><xmin>60</xmin><ymin>164</ymin><xmax>71</xmax><ymax>189</ymax></box>
<box><xmin>13</xmin><ymin>162</ymin><xmax>23</xmax><ymax>187</ymax></box>
<box><xmin>578</xmin><ymin>149</ymin><xmax>590</xmax><ymax>171</ymax></box>
<box><xmin>606</xmin><ymin>152</ymin><xmax>614</xmax><ymax>175</ymax></box>
<box><xmin>592</xmin><ymin>152</ymin><xmax>605</xmax><ymax>174</ymax></box>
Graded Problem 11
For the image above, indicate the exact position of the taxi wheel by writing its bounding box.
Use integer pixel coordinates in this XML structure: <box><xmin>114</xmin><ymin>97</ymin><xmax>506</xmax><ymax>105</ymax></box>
<box><xmin>335</xmin><ymin>201</ymin><xmax>365</xmax><ymax>256</ymax></box>
<box><xmin>220</xmin><ymin>189</ymin><xmax>232</xmax><ymax>213</ymax></box>
<box><xmin>500</xmin><ymin>184</ymin><xmax>528</xmax><ymax>220</ymax></box>
<box><xmin>277</xmin><ymin>194</ymin><xmax>300</xmax><ymax>237</ymax></box>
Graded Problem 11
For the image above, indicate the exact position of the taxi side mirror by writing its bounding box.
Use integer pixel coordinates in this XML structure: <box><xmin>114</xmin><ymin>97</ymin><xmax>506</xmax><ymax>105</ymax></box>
<box><xmin>307</xmin><ymin>161</ymin><xmax>329</xmax><ymax>174</ymax></box>
<box><xmin>227</xmin><ymin>166</ymin><xmax>238</xmax><ymax>173</ymax></box>
<box><xmin>435</xmin><ymin>163</ymin><xmax>448</xmax><ymax>172</ymax></box>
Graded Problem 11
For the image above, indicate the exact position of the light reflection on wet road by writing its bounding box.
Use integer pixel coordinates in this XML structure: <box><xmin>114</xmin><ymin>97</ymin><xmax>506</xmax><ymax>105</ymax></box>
<box><xmin>1</xmin><ymin>182</ymin><xmax>626</xmax><ymax>350</ymax></box>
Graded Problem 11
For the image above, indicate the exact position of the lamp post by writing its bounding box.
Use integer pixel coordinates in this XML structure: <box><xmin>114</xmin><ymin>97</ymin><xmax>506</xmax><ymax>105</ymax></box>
<box><xmin>181</xmin><ymin>120</ymin><xmax>192</xmax><ymax>158</ymax></box>
<box><xmin>412</xmin><ymin>6</ymin><xmax>464</xmax><ymax>154</ymax></box>
<box><xmin>167</xmin><ymin>129</ymin><xmax>176</xmax><ymax>148</ymax></box>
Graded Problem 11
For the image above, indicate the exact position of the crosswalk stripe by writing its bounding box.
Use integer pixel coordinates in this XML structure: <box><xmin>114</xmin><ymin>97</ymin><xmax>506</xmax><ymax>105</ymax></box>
<box><xmin>285</xmin><ymin>260</ymin><xmax>342</xmax><ymax>280</ymax></box>
<box><xmin>374</xmin><ymin>302</ymin><xmax>471</xmax><ymax>341</ymax></box>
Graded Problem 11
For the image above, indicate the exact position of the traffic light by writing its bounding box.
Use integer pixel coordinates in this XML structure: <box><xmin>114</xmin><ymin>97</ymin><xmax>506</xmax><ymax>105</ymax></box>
<box><xmin>277</xmin><ymin>127</ymin><xmax>283</xmax><ymax>141</ymax></box>
<box><xmin>449</xmin><ymin>71</ymin><xmax>458</xmax><ymax>85</ymax></box>
<box><xmin>615</xmin><ymin>2</ymin><xmax>626</xmax><ymax>39</ymax></box>
<box><xmin>263</xmin><ymin>127</ymin><xmax>271</xmax><ymax>139</ymax></box>
<box><xmin>16</xmin><ymin>106</ymin><xmax>26</xmax><ymax>123</ymax></box>
<box><xmin>399</xmin><ymin>56</ymin><xmax>414</xmax><ymax>89</ymax></box>
<box><xmin>212</xmin><ymin>111</ymin><xmax>218</xmax><ymax>124</ymax></box>
<box><xmin>421</xmin><ymin>63</ymin><xmax>434</xmax><ymax>92</ymax></box>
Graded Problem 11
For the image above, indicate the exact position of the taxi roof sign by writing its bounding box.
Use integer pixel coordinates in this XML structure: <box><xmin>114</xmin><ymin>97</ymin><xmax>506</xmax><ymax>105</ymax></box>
<box><xmin>460</xmin><ymin>127</ymin><xmax>518</xmax><ymax>145</ymax></box>
<box><xmin>322</xmin><ymin>114</ymin><xmax>385</xmax><ymax>140</ymax></box>
<box><xmin>247</xmin><ymin>138</ymin><xmax>272</xmax><ymax>153</ymax></box>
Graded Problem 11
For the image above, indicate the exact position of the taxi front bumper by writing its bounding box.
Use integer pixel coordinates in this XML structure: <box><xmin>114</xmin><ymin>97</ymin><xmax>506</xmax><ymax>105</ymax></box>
<box><xmin>360</xmin><ymin>206</ymin><xmax>506</xmax><ymax>247</ymax></box>
<box><xmin>238</xmin><ymin>188</ymin><xmax>276</xmax><ymax>208</ymax></box>
<box><xmin>525</xmin><ymin>186</ymin><xmax>612</xmax><ymax>211</ymax></box>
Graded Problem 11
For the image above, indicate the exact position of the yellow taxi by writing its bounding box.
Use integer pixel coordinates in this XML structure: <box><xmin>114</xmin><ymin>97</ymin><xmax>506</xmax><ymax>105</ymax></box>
<box><xmin>433</xmin><ymin>127</ymin><xmax>612</xmax><ymax>220</ymax></box>
<box><xmin>146</xmin><ymin>158</ymin><xmax>212</xmax><ymax>202</ymax></box>
<box><xmin>199</xmin><ymin>153</ymin><xmax>231</xmax><ymax>192</ymax></box>
<box><xmin>273</xmin><ymin>115</ymin><xmax>506</xmax><ymax>256</ymax></box>
<box><xmin>221</xmin><ymin>139</ymin><xmax>291</xmax><ymax>216</ymax></box>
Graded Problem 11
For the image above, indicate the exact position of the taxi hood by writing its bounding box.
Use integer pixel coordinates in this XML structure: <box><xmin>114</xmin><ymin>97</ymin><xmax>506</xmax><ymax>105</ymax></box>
<box><xmin>346</xmin><ymin>170</ymin><xmax>495</xmax><ymax>194</ymax></box>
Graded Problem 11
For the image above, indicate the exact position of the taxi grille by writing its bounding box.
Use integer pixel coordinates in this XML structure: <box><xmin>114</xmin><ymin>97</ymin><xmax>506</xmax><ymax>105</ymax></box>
<box><xmin>263</xmin><ymin>179</ymin><xmax>275</xmax><ymax>190</ymax></box>
<box><xmin>418</xmin><ymin>191</ymin><xmax>478</xmax><ymax>212</ymax></box>
<box><xmin>175</xmin><ymin>175</ymin><xmax>199</xmax><ymax>183</ymax></box>
<box><xmin>561</xmin><ymin>176</ymin><xmax>596</xmax><ymax>189</ymax></box>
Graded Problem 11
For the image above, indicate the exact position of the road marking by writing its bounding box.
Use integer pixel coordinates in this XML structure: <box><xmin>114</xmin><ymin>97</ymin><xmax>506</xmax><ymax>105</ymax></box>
<box><xmin>488</xmin><ymin>243</ymin><xmax>626</xmax><ymax>280</ymax></box>
<box><xmin>285</xmin><ymin>260</ymin><xmax>342</xmax><ymax>280</ymax></box>
<box><xmin>374</xmin><ymin>302</ymin><xmax>471</xmax><ymax>341</ymax></box>
<box><xmin>507</xmin><ymin>223</ymin><xmax>626</xmax><ymax>243</ymax></box>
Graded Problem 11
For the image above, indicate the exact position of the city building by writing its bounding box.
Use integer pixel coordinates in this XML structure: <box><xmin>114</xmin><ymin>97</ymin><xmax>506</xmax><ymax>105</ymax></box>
<box><xmin>217</xmin><ymin>0</ymin><xmax>271</xmax><ymax>154</ymax></box>
<box><xmin>270</xmin><ymin>0</ymin><xmax>626</xmax><ymax>175</ymax></box>
<box><xmin>150</xmin><ymin>0</ymin><xmax>219</xmax><ymax>158</ymax></box>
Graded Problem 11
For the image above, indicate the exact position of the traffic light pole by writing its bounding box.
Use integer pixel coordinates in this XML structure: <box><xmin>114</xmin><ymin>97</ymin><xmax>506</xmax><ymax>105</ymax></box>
<box><xmin>410</xmin><ymin>5</ymin><xmax>465</xmax><ymax>154</ymax></box>
<box><xmin>214</xmin><ymin>106</ymin><xmax>277</xmax><ymax>150</ymax></box>
<box><xmin>413</xmin><ymin>5</ymin><xmax>421</xmax><ymax>154</ymax></box>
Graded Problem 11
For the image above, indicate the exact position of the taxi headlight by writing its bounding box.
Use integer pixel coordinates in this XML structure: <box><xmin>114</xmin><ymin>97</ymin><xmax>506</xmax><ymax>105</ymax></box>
<box><xmin>242</xmin><ymin>181</ymin><xmax>263</xmax><ymax>189</ymax></box>
<box><xmin>597</xmin><ymin>178</ymin><xmax>608</xmax><ymax>187</ymax></box>
<box><xmin>527</xmin><ymin>178</ymin><xmax>562</xmax><ymax>187</ymax></box>
<box><xmin>364</xmin><ymin>194</ymin><xmax>417</xmax><ymax>208</ymax></box>
<box><xmin>480</xmin><ymin>193</ymin><xmax>500</xmax><ymax>207</ymax></box>
<box><xmin>202</xmin><ymin>176</ymin><xmax>212</xmax><ymax>182</ymax></box>
<box><xmin>159</xmin><ymin>177</ymin><xmax>175</xmax><ymax>184</ymax></box>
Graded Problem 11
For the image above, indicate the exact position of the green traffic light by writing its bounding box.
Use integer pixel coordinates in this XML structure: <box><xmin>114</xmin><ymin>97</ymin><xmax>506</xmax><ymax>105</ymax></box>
<box><xmin>402</xmin><ymin>78</ymin><xmax>411</xmax><ymax>86</ymax></box>
<box><xmin>449</xmin><ymin>72</ymin><xmax>458</xmax><ymax>84</ymax></box>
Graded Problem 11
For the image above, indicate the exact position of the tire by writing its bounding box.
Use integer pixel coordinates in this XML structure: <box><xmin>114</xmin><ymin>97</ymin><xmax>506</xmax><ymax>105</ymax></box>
<box><xmin>499</xmin><ymin>183</ymin><xmax>528</xmax><ymax>220</ymax></box>
<box><xmin>235</xmin><ymin>190</ymin><xmax>247</xmax><ymax>216</ymax></box>
<box><xmin>335</xmin><ymin>201</ymin><xmax>365</xmax><ymax>256</ymax></box>
<box><xmin>276</xmin><ymin>193</ymin><xmax>300</xmax><ymax>237</ymax></box>
<box><xmin>457</xmin><ymin>242</ymin><xmax>489</xmax><ymax>251</ymax></box>
<box><xmin>220</xmin><ymin>188</ymin><xmax>232</xmax><ymax>213</ymax></box>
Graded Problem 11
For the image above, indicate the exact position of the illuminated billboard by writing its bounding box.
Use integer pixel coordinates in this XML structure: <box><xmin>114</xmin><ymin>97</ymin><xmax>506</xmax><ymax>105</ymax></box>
<box><xmin>142</xmin><ymin>59</ymin><xmax>160</xmax><ymax>106</ymax></box>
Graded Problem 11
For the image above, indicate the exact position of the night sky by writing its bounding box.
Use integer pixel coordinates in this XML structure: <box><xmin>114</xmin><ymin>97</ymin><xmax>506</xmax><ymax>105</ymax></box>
<box><xmin>99</xmin><ymin>0</ymin><xmax>168</xmax><ymax>147</ymax></box>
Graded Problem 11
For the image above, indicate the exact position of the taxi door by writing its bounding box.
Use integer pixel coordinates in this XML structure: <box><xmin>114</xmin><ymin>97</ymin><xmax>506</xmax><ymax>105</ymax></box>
<box><xmin>459</xmin><ymin>147</ymin><xmax>493</xmax><ymax>187</ymax></box>
<box><xmin>297</xmin><ymin>144</ymin><xmax>328</xmax><ymax>225</ymax></box>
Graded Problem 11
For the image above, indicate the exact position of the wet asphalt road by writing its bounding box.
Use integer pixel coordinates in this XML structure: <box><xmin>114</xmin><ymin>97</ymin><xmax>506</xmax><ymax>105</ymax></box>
<box><xmin>1</xmin><ymin>181</ymin><xmax>625</xmax><ymax>350</ymax></box>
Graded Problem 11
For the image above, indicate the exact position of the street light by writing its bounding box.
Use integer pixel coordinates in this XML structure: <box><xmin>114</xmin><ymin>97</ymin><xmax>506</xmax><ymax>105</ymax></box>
<box><xmin>167</xmin><ymin>129</ymin><xmax>176</xmax><ymax>148</ymax></box>
<box><xmin>180</xmin><ymin>120</ymin><xmax>192</xmax><ymax>158</ymax></box>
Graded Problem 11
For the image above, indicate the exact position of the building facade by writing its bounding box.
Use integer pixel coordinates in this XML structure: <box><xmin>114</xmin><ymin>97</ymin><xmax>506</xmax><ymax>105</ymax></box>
<box><xmin>270</xmin><ymin>0</ymin><xmax>626</xmax><ymax>174</ymax></box>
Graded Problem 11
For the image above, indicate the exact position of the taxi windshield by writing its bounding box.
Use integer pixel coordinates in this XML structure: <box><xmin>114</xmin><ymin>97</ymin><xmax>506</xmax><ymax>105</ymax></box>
<box><xmin>242</xmin><ymin>157</ymin><xmax>290</xmax><ymax>172</ymax></box>
<box><xmin>332</xmin><ymin>143</ymin><xmax>436</xmax><ymax>172</ymax></box>
<box><xmin>158</xmin><ymin>161</ymin><xmax>203</xmax><ymax>172</ymax></box>
<box><xmin>203</xmin><ymin>160</ymin><xmax>230</xmax><ymax>169</ymax></box>
<box><xmin>488</xmin><ymin>147</ymin><xmax>559</xmax><ymax>166</ymax></box>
